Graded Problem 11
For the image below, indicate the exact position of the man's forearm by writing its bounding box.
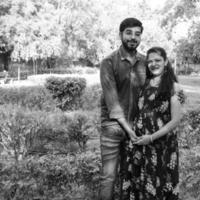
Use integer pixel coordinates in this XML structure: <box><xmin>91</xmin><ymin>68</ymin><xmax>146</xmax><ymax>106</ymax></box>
<box><xmin>117</xmin><ymin>117</ymin><xmax>137</xmax><ymax>140</ymax></box>
<box><xmin>117</xmin><ymin>118</ymin><xmax>131</xmax><ymax>132</ymax></box>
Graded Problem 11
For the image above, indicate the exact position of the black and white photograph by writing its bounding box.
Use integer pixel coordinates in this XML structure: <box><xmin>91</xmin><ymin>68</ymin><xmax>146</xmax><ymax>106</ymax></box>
<box><xmin>0</xmin><ymin>0</ymin><xmax>199</xmax><ymax>199</ymax></box>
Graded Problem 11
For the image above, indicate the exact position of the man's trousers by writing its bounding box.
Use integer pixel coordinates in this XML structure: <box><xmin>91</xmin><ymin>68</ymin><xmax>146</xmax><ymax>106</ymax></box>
<box><xmin>99</xmin><ymin>124</ymin><xmax>126</xmax><ymax>200</ymax></box>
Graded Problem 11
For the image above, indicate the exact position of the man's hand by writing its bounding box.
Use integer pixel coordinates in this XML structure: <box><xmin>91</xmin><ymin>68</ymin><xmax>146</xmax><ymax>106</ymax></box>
<box><xmin>127</xmin><ymin>130</ymin><xmax>139</xmax><ymax>142</ymax></box>
<box><xmin>117</xmin><ymin>117</ymin><xmax>139</xmax><ymax>142</ymax></box>
<box><xmin>134</xmin><ymin>135</ymin><xmax>151</xmax><ymax>145</ymax></box>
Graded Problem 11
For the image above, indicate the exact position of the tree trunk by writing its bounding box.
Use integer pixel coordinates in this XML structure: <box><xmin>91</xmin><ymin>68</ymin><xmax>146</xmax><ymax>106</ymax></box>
<box><xmin>18</xmin><ymin>64</ymin><xmax>20</xmax><ymax>80</ymax></box>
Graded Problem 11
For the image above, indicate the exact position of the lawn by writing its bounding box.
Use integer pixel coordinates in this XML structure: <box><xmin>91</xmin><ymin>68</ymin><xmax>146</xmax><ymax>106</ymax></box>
<box><xmin>178</xmin><ymin>75</ymin><xmax>200</xmax><ymax>86</ymax></box>
<box><xmin>178</xmin><ymin>75</ymin><xmax>200</xmax><ymax>111</ymax></box>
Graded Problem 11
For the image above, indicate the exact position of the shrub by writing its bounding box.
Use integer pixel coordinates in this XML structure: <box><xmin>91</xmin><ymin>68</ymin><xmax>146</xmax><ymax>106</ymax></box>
<box><xmin>65</xmin><ymin>111</ymin><xmax>100</xmax><ymax>151</ymax></box>
<box><xmin>0</xmin><ymin>105</ymin><xmax>73</xmax><ymax>160</ymax></box>
<box><xmin>0</xmin><ymin>105</ymin><xmax>31</xmax><ymax>161</ymax></box>
<box><xmin>83</xmin><ymin>110</ymin><xmax>101</xmax><ymax>139</ymax></box>
<box><xmin>0</xmin><ymin>151</ymin><xmax>101</xmax><ymax>200</ymax></box>
<box><xmin>66</xmin><ymin>112</ymin><xmax>90</xmax><ymax>151</ymax></box>
<box><xmin>45</xmin><ymin>77</ymin><xmax>86</xmax><ymax>111</ymax></box>
<box><xmin>0</xmin><ymin>86</ymin><xmax>57</xmax><ymax>111</ymax></box>
<box><xmin>178</xmin><ymin>110</ymin><xmax>200</xmax><ymax>148</ymax></box>
<box><xmin>9</xmin><ymin>70</ymin><xmax>28</xmax><ymax>80</ymax></box>
<box><xmin>0</xmin><ymin>105</ymin><xmax>99</xmax><ymax>160</ymax></box>
<box><xmin>80</xmin><ymin>84</ymin><xmax>102</xmax><ymax>110</ymax></box>
<box><xmin>38</xmin><ymin>67</ymin><xmax>84</xmax><ymax>75</ymax></box>
<box><xmin>178</xmin><ymin>110</ymin><xmax>200</xmax><ymax>200</ymax></box>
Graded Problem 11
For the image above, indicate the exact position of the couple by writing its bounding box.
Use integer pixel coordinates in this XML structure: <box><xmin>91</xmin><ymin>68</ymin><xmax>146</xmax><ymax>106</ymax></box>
<box><xmin>99</xmin><ymin>18</ymin><xmax>184</xmax><ymax>200</ymax></box>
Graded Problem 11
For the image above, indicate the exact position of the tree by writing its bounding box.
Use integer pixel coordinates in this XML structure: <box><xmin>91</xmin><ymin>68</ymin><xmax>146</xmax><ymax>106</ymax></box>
<box><xmin>160</xmin><ymin>0</ymin><xmax>200</xmax><ymax>38</ymax></box>
<box><xmin>189</xmin><ymin>22</ymin><xmax>200</xmax><ymax>63</ymax></box>
<box><xmin>0</xmin><ymin>0</ymin><xmax>179</xmax><ymax>68</ymax></box>
<box><xmin>175</xmin><ymin>19</ymin><xmax>200</xmax><ymax>68</ymax></box>
<box><xmin>0</xmin><ymin>0</ymin><xmax>64</xmax><ymax>62</ymax></box>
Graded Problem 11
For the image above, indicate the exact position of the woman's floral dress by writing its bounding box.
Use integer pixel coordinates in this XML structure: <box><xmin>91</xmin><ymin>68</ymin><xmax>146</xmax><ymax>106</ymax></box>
<box><xmin>121</xmin><ymin>84</ymin><xmax>182</xmax><ymax>200</ymax></box>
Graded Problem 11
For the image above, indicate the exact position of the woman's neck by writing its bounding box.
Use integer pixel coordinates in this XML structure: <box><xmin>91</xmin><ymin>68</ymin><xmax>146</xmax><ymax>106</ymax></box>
<box><xmin>150</xmin><ymin>75</ymin><xmax>161</xmax><ymax>87</ymax></box>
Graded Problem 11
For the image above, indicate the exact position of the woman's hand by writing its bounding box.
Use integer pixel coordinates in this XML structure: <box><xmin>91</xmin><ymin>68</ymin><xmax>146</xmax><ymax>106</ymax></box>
<box><xmin>127</xmin><ymin>129</ymin><xmax>139</xmax><ymax>143</ymax></box>
<box><xmin>134</xmin><ymin>135</ymin><xmax>152</xmax><ymax>145</ymax></box>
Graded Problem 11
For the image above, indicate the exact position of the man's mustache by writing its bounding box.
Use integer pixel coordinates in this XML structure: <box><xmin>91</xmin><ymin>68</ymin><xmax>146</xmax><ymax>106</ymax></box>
<box><xmin>128</xmin><ymin>39</ymin><xmax>138</xmax><ymax>43</ymax></box>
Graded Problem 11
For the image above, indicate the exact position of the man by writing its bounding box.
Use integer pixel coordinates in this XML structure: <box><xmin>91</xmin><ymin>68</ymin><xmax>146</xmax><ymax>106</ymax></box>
<box><xmin>99</xmin><ymin>18</ymin><xmax>146</xmax><ymax>200</ymax></box>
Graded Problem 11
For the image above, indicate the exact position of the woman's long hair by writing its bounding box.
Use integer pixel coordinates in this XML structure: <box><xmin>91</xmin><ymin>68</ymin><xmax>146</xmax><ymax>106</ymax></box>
<box><xmin>146</xmin><ymin>47</ymin><xmax>178</xmax><ymax>100</ymax></box>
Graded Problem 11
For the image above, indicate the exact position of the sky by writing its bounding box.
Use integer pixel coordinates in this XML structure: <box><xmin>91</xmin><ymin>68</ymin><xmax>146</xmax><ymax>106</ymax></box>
<box><xmin>146</xmin><ymin>0</ymin><xmax>168</xmax><ymax>10</ymax></box>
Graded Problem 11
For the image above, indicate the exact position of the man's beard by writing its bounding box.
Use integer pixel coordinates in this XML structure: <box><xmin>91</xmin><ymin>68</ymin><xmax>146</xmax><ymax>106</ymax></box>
<box><xmin>122</xmin><ymin>40</ymin><xmax>139</xmax><ymax>52</ymax></box>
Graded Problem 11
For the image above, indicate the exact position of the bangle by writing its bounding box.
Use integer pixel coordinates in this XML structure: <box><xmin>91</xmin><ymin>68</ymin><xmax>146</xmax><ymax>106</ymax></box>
<box><xmin>150</xmin><ymin>135</ymin><xmax>153</xmax><ymax>143</ymax></box>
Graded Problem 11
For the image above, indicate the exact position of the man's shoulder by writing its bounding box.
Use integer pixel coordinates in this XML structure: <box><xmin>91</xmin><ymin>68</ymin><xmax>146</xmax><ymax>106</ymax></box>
<box><xmin>137</xmin><ymin>51</ymin><xmax>146</xmax><ymax>61</ymax></box>
<box><xmin>101</xmin><ymin>49</ymin><xmax>120</xmax><ymax>63</ymax></box>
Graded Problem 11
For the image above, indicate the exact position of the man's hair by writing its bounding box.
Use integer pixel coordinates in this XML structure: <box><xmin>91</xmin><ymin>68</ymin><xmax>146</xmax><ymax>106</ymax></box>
<box><xmin>119</xmin><ymin>18</ymin><xmax>143</xmax><ymax>33</ymax></box>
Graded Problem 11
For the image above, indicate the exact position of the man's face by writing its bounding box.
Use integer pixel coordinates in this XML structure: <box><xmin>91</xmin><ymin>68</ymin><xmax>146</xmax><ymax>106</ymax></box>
<box><xmin>120</xmin><ymin>26</ymin><xmax>142</xmax><ymax>52</ymax></box>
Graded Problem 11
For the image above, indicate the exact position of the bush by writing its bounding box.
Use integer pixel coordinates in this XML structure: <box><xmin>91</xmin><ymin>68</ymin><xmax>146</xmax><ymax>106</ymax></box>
<box><xmin>0</xmin><ymin>86</ymin><xmax>57</xmax><ymax>111</ymax></box>
<box><xmin>0</xmin><ymin>106</ymin><xmax>99</xmax><ymax>160</ymax></box>
<box><xmin>8</xmin><ymin>70</ymin><xmax>28</xmax><ymax>80</ymax></box>
<box><xmin>178</xmin><ymin>110</ymin><xmax>200</xmax><ymax>200</ymax></box>
<box><xmin>0</xmin><ymin>151</ymin><xmax>100</xmax><ymax>200</ymax></box>
<box><xmin>45</xmin><ymin>77</ymin><xmax>86</xmax><ymax>111</ymax></box>
<box><xmin>0</xmin><ymin>105</ymin><xmax>73</xmax><ymax>159</ymax></box>
<box><xmin>38</xmin><ymin>67</ymin><xmax>84</xmax><ymax>75</ymax></box>
<box><xmin>80</xmin><ymin>84</ymin><xmax>102</xmax><ymax>110</ymax></box>
<box><xmin>0</xmin><ymin>87</ymin><xmax>101</xmax><ymax>199</ymax></box>
<box><xmin>66</xmin><ymin>111</ymin><xmax>100</xmax><ymax>151</ymax></box>
<box><xmin>66</xmin><ymin>112</ymin><xmax>90</xmax><ymax>151</ymax></box>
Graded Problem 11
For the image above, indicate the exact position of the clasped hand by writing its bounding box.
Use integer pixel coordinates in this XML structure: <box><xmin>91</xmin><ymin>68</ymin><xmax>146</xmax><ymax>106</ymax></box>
<box><xmin>128</xmin><ymin>130</ymin><xmax>151</xmax><ymax>145</ymax></box>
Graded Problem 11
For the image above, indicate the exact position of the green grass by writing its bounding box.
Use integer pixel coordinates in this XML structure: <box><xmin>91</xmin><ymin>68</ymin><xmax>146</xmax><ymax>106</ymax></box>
<box><xmin>178</xmin><ymin>75</ymin><xmax>200</xmax><ymax>111</ymax></box>
<box><xmin>178</xmin><ymin>75</ymin><xmax>200</xmax><ymax>87</ymax></box>
<box><xmin>184</xmin><ymin>92</ymin><xmax>200</xmax><ymax>111</ymax></box>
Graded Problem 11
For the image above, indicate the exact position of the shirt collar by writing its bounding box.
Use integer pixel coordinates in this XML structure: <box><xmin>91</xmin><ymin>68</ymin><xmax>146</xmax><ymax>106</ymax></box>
<box><xmin>119</xmin><ymin>45</ymin><xmax>143</xmax><ymax>61</ymax></box>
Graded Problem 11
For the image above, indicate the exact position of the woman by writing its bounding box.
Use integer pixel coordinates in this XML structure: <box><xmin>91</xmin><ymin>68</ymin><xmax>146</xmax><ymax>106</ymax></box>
<box><xmin>121</xmin><ymin>47</ymin><xmax>185</xmax><ymax>200</ymax></box>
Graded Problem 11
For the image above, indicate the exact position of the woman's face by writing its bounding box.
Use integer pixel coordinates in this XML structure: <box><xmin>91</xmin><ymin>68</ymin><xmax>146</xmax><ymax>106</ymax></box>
<box><xmin>147</xmin><ymin>52</ymin><xmax>167</xmax><ymax>77</ymax></box>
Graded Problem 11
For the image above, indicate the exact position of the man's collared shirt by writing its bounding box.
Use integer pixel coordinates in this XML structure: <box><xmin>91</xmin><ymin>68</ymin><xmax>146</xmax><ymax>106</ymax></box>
<box><xmin>100</xmin><ymin>45</ymin><xmax>146</xmax><ymax>126</ymax></box>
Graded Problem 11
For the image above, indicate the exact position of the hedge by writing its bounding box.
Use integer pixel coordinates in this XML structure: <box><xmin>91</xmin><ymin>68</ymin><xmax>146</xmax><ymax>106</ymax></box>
<box><xmin>45</xmin><ymin>76</ymin><xmax>86</xmax><ymax>111</ymax></box>
<box><xmin>0</xmin><ymin>152</ymin><xmax>100</xmax><ymax>200</ymax></box>
<box><xmin>0</xmin><ymin>86</ymin><xmax>57</xmax><ymax>111</ymax></box>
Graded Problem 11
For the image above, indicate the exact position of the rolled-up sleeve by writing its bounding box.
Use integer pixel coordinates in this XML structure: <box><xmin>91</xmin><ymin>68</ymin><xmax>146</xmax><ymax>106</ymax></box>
<box><xmin>100</xmin><ymin>58</ymin><xmax>124</xmax><ymax>119</ymax></box>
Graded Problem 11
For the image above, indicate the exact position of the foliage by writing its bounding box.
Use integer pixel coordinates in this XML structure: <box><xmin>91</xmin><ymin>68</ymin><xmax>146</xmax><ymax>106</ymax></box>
<box><xmin>0</xmin><ymin>105</ymin><xmax>72</xmax><ymax>159</ymax></box>
<box><xmin>1</xmin><ymin>0</ymin><xmax>200</xmax><ymax>67</ymax></box>
<box><xmin>0</xmin><ymin>104</ymin><xmax>99</xmax><ymax>159</ymax></box>
<box><xmin>0</xmin><ymin>0</ymin><xmax>106</xmax><ymax>63</ymax></box>
<box><xmin>178</xmin><ymin>110</ymin><xmax>200</xmax><ymax>200</ymax></box>
<box><xmin>0</xmin><ymin>86</ymin><xmax>57</xmax><ymax>111</ymax></box>
<box><xmin>45</xmin><ymin>76</ymin><xmax>86</xmax><ymax>111</ymax></box>
<box><xmin>0</xmin><ymin>0</ymin><xmax>179</xmax><ymax>66</ymax></box>
<box><xmin>0</xmin><ymin>84</ymin><xmax>200</xmax><ymax>199</ymax></box>
<box><xmin>0</xmin><ymin>0</ymin><xmax>12</xmax><ymax>16</ymax></box>
<box><xmin>188</xmin><ymin>22</ymin><xmax>200</xmax><ymax>63</ymax></box>
<box><xmin>160</xmin><ymin>0</ymin><xmax>200</xmax><ymax>38</ymax></box>
<box><xmin>80</xmin><ymin>83</ymin><xmax>102</xmax><ymax>110</ymax></box>
<box><xmin>37</xmin><ymin>67</ymin><xmax>83</xmax><ymax>75</ymax></box>
<box><xmin>176</xmin><ymin>39</ymin><xmax>194</xmax><ymax>63</ymax></box>
<box><xmin>0</xmin><ymin>105</ymin><xmax>31</xmax><ymax>161</ymax></box>
<box><xmin>66</xmin><ymin>112</ymin><xmax>90</xmax><ymax>151</ymax></box>
<box><xmin>175</xmin><ymin>20</ymin><xmax>200</xmax><ymax>65</ymax></box>
<box><xmin>66</xmin><ymin>111</ymin><xmax>100</xmax><ymax>150</ymax></box>
<box><xmin>0</xmin><ymin>0</ymin><xmax>64</xmax><ymax>61</ymax></box>
<box><xmin>159</xmin><ymin>0</ymin><xmax>200</xmax><ymax>65</ymax></box>
<box><xmin>0</xmin><ymin>152</ymin><xmax>100</xmax><ymax>200</ymax></box>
